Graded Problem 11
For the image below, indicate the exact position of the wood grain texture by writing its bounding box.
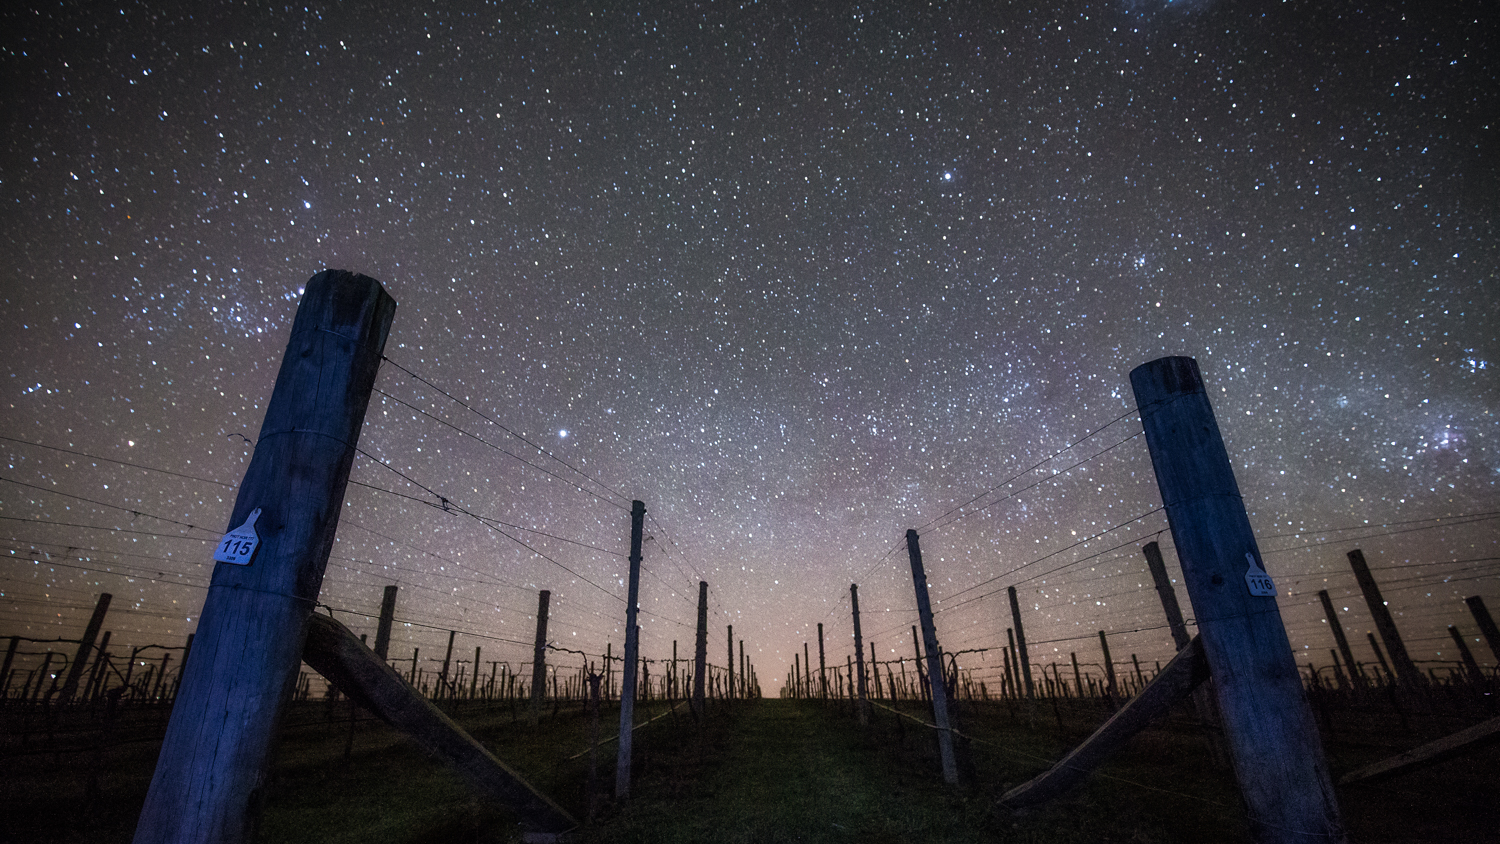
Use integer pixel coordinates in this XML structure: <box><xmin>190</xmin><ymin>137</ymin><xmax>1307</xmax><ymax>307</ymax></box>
<box><xmin>1132</xmin><ymin>356</ymin><xmax>1345</xmax><ymax>844</ymax></box>
<box><xmin>134</xmin><ymin>271</ymin><xmax>395</xmax><ymax>844</ymax></box>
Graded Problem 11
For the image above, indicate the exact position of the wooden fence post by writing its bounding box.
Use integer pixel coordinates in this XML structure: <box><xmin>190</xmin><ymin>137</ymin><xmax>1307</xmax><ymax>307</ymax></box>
<box><xmin>1347</xmin><ymin>549</ymin><xmax>1423</xmax><ymax>688</ymax></box>
<box><xmin>59</xmin><ymin>593</ymin><xmax>111</xmax><ymax>703</ymax></box>
<box><xmin>1367</xmin><ymin>632</ymin><xmax>1394</xmax><ymax>684</ymax></box>
<box><xmin>1099</xmin><ymin>631</ymin><xmax>1118</xmax><ymax>700</ymax></box>
<box><xmin>84</xmin><ymin>630</ymin><xmax>113</xmax><ymax>704</ymax></box>
<box><xmin>1465</xmin><ymin>596</ymin><xmax>1500</xmax><ymax>665</ymax></box>
<box><xmin>851</xmin><ymin>584</ymin><xmax>869</xmax><ymax>725</ymax></box>
<box><xmin>1318</xmin><ymin>590</ymin><xmax>1362</xmax><ymax>688</ymax></box>
<box><xmin>615</xmin><ymin>500</ymin><xmax>645</xmax><ymax>798</ymax></box>
<box><xmin>906</xmin><ymin>530</ymin><xmax>958</xmax><ymax>784</ymax></box>
<box><xmin>1448</xmin><ymin>626</ymin><xmax>1485</xmax><ymax>685</ymax></box>
<box><xmin>1</xmin><ymin>636</ymin><xmax>18</xmax><ymax>697</ymax></box>
<box><xmin>1132</xmin><ymin>356</ymin><xmax>1344</xmax><ymax>843</ymax></box>
<box><xmin>530</xmin><ymin>591</ymin><xmax>550</xmax><ymax>723</ymax></box>
<box><xmin>726</xmin><ymin>625</ymin><xmax>735</xmax><ymax>703</ymax></box>
<box><xmin>373</xmin><ymin>585</ymin><xmax>398</xmax><ymax>661</ymax></box>
<box><xmin>692</xmin><ymin>581</ymin><xmax>707</xmax><ymax>717</ymax></box>
<box><xmin>439</xmin><ymin>630</ymin><xmax>457</xmax><ymax>702</ymax></box>
<box><xmin>818</xmin><ymin>623</ymin><xmax>828</xmax><ymax>699</ymax></box>
<box><xmin>1144</xmin><ymin>543</ymin><xmax>1190</xmax><ymax>650</ymax></box>
<box><xmin>471</xmin><ymin>646</ymin><xmax>482</xmax><ymax>700</ymax></box>
<box><xmin>133</xmin><ymin>270</ymin><xmax>395</xmax><ymax>844</ymax></box>
<box><xmin>1008</xmin><ymin>586</ymin><xmax>1034</xmax><ymax>698</ymax></box>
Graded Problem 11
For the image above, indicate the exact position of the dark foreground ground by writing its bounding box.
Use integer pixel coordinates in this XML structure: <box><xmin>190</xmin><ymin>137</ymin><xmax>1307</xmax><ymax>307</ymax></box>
<box><xmin>2</xmin><ymin>694</ymin><xmax>1495</xmax><ymax>843</ymax></box>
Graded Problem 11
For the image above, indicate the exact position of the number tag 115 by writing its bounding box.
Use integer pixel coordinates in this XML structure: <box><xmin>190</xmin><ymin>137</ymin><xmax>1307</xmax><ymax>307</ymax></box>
<box><xmin>215</xmin><ymin>508</ymin><xmax>262</xmax><ymax>566</ymax></box>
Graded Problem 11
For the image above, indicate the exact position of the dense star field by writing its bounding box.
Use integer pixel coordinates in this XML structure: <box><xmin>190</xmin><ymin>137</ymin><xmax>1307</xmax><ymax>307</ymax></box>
<box><xmin>2</xmin><ymin>1</ymin><xmax>1495</xmax><ymax>695</ymax></box>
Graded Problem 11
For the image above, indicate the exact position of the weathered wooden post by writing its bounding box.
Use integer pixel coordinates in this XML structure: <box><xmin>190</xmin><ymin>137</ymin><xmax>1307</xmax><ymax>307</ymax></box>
<box><xmin>1448</xmin><ymin>626</ymin><xmax>1485</xmax><ymax>685</ymax></box>
<box><xmin>1465</xmin><ymin>596</ymin><xmax>1500</xmax><ymax>665</ymax></box>
<box><xmin>906</xmin><ymin>530</ymin><xmax>958</xmax><ymax>784</ymax></box>
<box><xmin>803</xmin><ymin>642</ymin><xmax>812</xmax><ymax>698</ymax></box>
<box><xmin>1366</xmin><ymin>633</ymin><xmax>1394</xmax><ymax>683</ymax></box>
<box><xmin>851</xmin><ymin>584</ymin><xmax>869</xmax><ymax>725</ymax></box>
<box><xmin>439</xmin><ymin>630</ymin><xmax>457</xmax><ymax>702</ymax></box>
<box><xmin>918</xmin><ymin>626</ymin><xmax>931</xmax><ymax>703</ymax></box>
<box><xmin>1099</xmin><ymin>631</ymin><xmax>1118</xmax><ymax>700</ymax></box>
<box><xmin>818</xmin><ymin>623</ymin><xmax>828</xmax><ymax>699</ymax></box>
<box><xmin>471</xmin><ymin>646</ymin><xmax>482</xmax><ymax>700</ymax></box>
<box><xmin>1008</xmin><ymin>586</ymin><xmax>1034</xmax><ymax>698</ymax></box>
<box><xmin>31</xmin><ymin>651</ymin><xmax>55</xmax><ymax>703</ymax></box>
<box><xmin>59</xmin><ymin>593</ymin><xmax>111</xmax><ymax>703</ymax></box>
<box><xmin>615</xmin><ymin>500</ymin><xmax>645</xmax><ymax>798</ymax></box>
<box><xmin>1132</xmin><ymin>356</ymin><xmax>1344</xmax><ymax>843</ymax></box>
<box><xmin>1347</xmin><ymin>549</ymin><xmax>1423</xmax><ymax>688</ymax></box>
<box><xmin>726</xmin><ymin>625</ymin><xmax>735</xmax><ymax>702</ymax></box>
<box><xmin>373</xmin><ymin>584</ymin><xmax>398</xmax><ymax>661</ymax></box>
<box><xmin>530</xmin><ymin>591</ymin><xmax>550</xmax><ymax>724</ymax></box>
<box><xmin>692</xmin><ymin>581</ymin><xmax>707</xmax><ymax>717</ymax></box>
<box><xmin>1144</xmin><ymin>543</ymin><xmax>1190</xmax><ymax>650</ymax></box>
<box><xmin>133</xmin><ymin>270</ymin><xmax>394</xmax><ymax>844</ymax></box>
<box><xmin>1318</xmin><ymin>590</ymin><xmax>1362</xmax><ymax>688</ymax></box>
<box><xmin>84</xmin><ymin>631</ymin><xmax>113</xmax><ymax>703</ymax></box>
<box><xmin>1</xmin><ymin>636</ymin><xmax>19</xmax><ymax>697</ymax></box>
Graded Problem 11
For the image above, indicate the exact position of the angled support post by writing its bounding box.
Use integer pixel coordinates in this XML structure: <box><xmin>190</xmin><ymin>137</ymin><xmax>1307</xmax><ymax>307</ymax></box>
<box><xmin>1003</xmin><ymin>636</ymin><xmax>1210</xmax><ymax>807</ymax></box>
<box><xmin>302</xmin><ymin>613</ymin><xmax>575</xmax><ymax>835</ymax></box>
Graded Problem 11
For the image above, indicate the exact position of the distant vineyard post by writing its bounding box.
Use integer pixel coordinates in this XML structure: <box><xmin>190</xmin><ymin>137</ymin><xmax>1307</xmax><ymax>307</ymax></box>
<box><xmin>58</xmin><ymin>592</ymin><xmax>110</xmax><ymax>703</ymax></box>
<box><xmin>615</xmin><ymin>500</ymin><xmax>645</xmax><ymax>798</ymax></box>
<box><xmin>906</xmin><ymin>530</ymin><xmax>958</xmax><ymax>784</ymax></box>
<box><xmin>373</xmin><ymin>584</ymin><xmax>398</xmax><ymax>661</ymax></box>
<box><xmin>850</xmin><ymin>583</ymin><xmax>869</xmax><ymax>725</ymax></box>
<box><xmin>692</xmin><ymin>581</ymin><xmax>707</xmax><ymax>717</ymax></box>
<box><xmin>1466</xmin><ymin>596</ymin><xmax>1500</xmax><ymax>665</ymax></box>
<box><xmin>529</xmin><ymin>591</ymin><xmax>550</xmax><ymax>724</ymax></box>
<box><xmin>1007</xmin><ymin>586</ymin><xmax>1034</xmax><ymax>699</ymax></box>
<box><xmin>1347</xmin><ymin>549</ymin><xmax>1423</xmax><ymax>689</ymax></box>
<box><xmin>1317</xmin><ymin>590</ymin><xmax>1362</xmax><ymax>690</ymax></box>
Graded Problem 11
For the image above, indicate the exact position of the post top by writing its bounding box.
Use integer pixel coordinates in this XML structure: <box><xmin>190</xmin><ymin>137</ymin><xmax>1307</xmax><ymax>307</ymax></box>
<box><xmin>1129</xmin><ymin>356</ymin><xmax>1204</xmax><ymax>402</ymax></box>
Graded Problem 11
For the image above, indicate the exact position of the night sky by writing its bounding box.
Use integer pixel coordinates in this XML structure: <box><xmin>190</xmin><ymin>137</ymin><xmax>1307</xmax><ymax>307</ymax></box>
<box><xmin>3</xmin><ymin>0</ymin><xmax>1496</xmax><ymax>695</ymax></box>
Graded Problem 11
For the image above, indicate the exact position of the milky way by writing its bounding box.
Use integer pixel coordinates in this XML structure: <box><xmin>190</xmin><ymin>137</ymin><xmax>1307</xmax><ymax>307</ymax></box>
<box><xmin>2</xmin><ymin>1</ymin><xmax>1495</xmax><ymax>693</ymax></box>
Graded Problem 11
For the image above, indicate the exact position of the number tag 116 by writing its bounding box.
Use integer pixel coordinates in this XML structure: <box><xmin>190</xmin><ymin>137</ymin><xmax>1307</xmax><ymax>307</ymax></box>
<box><xmin>1244</xmin><ymin>552</ymin><xmax>1276</xmax><ymax>597</ymax></box>
<box><xmin>215</xmin><ymin>508</ymin><xmax>262</xmax><ymax>566</ymax></box>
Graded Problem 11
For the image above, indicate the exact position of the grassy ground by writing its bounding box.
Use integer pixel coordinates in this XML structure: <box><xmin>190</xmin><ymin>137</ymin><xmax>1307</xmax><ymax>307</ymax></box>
<box><xmin>2</xmin><ymin>694</ymin><xmax>1496</xmax><ymax>842</ymax></box>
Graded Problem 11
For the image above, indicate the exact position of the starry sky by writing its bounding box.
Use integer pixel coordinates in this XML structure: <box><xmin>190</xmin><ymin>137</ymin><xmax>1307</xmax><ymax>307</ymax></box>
<box><xmin>3</xmin><ymin>0</ymin><xmax>1496</xmax><ymax>695</ymax></box>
